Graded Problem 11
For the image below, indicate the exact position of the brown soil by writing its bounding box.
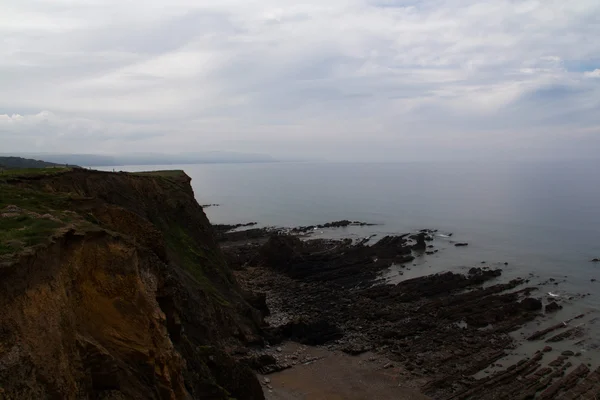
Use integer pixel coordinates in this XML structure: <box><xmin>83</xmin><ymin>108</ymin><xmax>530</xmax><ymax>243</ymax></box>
<box><xmin>0</xmin><ymin>169</ymin><xmax>265</xmax><ymax>400</ymax></box>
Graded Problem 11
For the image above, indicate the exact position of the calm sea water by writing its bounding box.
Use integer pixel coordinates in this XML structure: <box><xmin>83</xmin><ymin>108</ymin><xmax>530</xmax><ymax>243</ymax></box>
<box><xmin>99</xmin><ymin>161</ymin><xmax>600</xmax><ymax>312</ymax></box>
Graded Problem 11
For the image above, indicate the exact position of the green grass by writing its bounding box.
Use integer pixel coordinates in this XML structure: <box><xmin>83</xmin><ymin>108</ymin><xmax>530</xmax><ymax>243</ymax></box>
<box><xmin>0</xmin><ymin>214</ymin><xmax>65</xmax><ymax>255</ymax></box>
<box><xmin>0</xmin><ymin>181</ymin><xmax>75</xmax><ymax>257</ymax></box>
<box><xmin>166</xmin><ymin>225</ymin><xmax>231</xmax><ymax>306</ymax></box>
<box><xmin>0</xmin><ymin>185</ymin><xmax>71</xmax><ymax>214</ymax></box>
<box><xmin>0</xmin><ymin>167</ymin><xmax>71</xmax><ymax>181</ymax></box>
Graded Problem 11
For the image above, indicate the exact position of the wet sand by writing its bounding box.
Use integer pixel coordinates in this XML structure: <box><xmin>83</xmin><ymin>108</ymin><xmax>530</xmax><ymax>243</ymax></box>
<box><xmin>260</xmin><ymin>343</ymin><xmax>430</xmax><ymax>400</ymax></box>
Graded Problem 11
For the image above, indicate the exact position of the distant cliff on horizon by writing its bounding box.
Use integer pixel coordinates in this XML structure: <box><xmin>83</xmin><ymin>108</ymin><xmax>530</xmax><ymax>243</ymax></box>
<box><xmin>2</xmin><ymin>151</ymin><xmax>278</xmax><ymax>167</ymax></box>
<box><xmin>0</xmin><ymin>156</ymin><xmax>67</xmax><ymax>169</ymax></box>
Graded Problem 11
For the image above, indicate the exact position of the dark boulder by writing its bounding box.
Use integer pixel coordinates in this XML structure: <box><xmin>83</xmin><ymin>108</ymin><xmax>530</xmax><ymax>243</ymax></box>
<box><xmin>270</xmin><ymin>319</ymin><xmax>343</xmax><ymax>346</ymax></box>
<box><xmin>545</xmin><ymin>301</ymin><xmax>562</xmax><ymax>313</ymax></box>
<box><xmin>520</xmin><ymin>298</ymin><xmax>542</xmax><ymax>311</ymax></box>
<box><xmin>259</xmin><ymin>235</ymin><xmax>304</xmax><ymax>269</ymax></box>
<box><xmin>412</xmin><ymin>232</ymin><xmax>427</xmax><ymax>251</ymax></box>
<box><xmin>342</xmin><ymin>341</ymin><xmax>373</xmax><ymax>356</ymax></box>
<box><xmin>244</xmin><ymin>291</ymin><xmax>270</xmax><ymax>317</ymax></box>
<box><xmin>455</xmin><ymin>242</ymin><xmax>469</xmax><ymax>247</ymax></box>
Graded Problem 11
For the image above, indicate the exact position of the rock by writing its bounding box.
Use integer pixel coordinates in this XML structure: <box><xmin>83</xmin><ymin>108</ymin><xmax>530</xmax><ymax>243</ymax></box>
<box><xmin>267</xmin><ymin>384</ymin><xmax>273</xmax><ymax>390</ymax></box>
<box><xmin>411</xmin><ymin>233</ymin><xmax>427</xmax><ymax>251</ymax></box>
<box><xmin>270</xmin><ymin>319</ymin><xmax>343</xmax><ymax>346</ymax></box>
<box><xmin>263</xmin><ymin>377</ymin><xmax>271</xmax><ymax>384</ymax></box>
<box><xmin>504</xmin><ymin>262</ymin><xmax>509</xmax><ymax>265</ymax></box>
<box><xmin>545</xmin><ymin>301</ymin><xmax>562</xmax><ymax>313</ymax></box>
<box><xmin>455</xmin><ymin>243</ymin><xmax>469</xmax><ymax>247</ymax></box>
<box><xmin>245</xmin><ymin>291</ymin><xmax>270</xmax><ymax>317</ymax></box>
<box><xmin>591</xmin><ymin>258</ymin><xmax>600</xmax><ymax>262</ymax></box>
<box><xmin>543</xmin><ymin>346</ymin><xmax>552</xmax><ymax>352</ymax></box>
<box><xmin>561</xmin><ymin>351</ymin><xmax>575</xmax><ymax>356</ymax></box>
<box><xmin>520</xmin><ymin>298</ymin><xmax>542</xmax><ymax>311</ymax></box>
<box><xmin>2</xmin><ymin>205</ymin><xmax>21</xmax><ymax>214</ymax></box>
<box><xmin>242</xmin><ymin>353</ymin><xmax>291</xmax><ymax>375</ymax></box>
<box><xmin>383</xmin><ymin>362</ymin><xmax>394</xmax><ymax>369</ymax></box>
<box><xmin>342</xmin><ymin>342</ymin><xmax>372</xmax><ymax>356</ymax></box>
<box><xmin>276</xmin><ymin>347</ymin><xmax>282</xmax><ymax>352</ymax></box>
<box><xmin>591</xmin><ymin>279</ymin><xmax>597</xmax><ymax>282</ymax></box>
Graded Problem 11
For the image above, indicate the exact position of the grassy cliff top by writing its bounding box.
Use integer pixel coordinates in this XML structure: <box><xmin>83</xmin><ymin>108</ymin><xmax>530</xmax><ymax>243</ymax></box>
<box><xmin>0</xmin><ymin>167</ymin><xmax>72</xmax><ymax>181</ymax></box>
<box><xmin>0</xmin><ymin>168</ymin><xmax>188</xmax><ymax>260</ymax></box>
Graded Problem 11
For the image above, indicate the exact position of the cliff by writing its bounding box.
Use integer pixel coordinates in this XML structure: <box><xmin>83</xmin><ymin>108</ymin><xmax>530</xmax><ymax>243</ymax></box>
<box><xmin>0</xmin><ymin>169</ymin><xmax>265</xmax><ymax>399</ymax></box>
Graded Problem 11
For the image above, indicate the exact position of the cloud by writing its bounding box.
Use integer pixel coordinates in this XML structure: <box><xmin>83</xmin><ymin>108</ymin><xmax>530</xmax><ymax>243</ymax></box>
<box><xmin>584</xmin><ymin>69</ymin><xmax>600</xmax><ymax>78</ymax></box>
<box><xmin>1</xmin><ymin>0</ymin><xmax>599</xmax><ymax>160</ymax></box>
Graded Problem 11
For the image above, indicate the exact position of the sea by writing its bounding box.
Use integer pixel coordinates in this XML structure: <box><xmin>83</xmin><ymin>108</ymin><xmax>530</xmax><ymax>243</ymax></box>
<box><xmin>98</xmin><ymin>160</ymin><xmax>600</xmax><ymax>364</ymax></box>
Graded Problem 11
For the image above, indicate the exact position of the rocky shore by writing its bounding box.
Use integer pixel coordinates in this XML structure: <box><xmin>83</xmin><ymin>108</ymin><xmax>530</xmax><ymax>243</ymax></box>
<box><xmin>220</xmin><ymin>222</ymin><xmax>600</xmax><ymax>399</ymax></box>
<box><xmin>2</xmin><ymin>167</ymin><xmax>597</xmax><ymax>399</ymax></box>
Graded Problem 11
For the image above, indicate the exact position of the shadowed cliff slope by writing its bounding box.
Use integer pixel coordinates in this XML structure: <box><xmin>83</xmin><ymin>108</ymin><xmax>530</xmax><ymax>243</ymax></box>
<box><xmin>0</xmin><ymin>169</ymin><xmax>265</xmax><ymax>399</ymax></box>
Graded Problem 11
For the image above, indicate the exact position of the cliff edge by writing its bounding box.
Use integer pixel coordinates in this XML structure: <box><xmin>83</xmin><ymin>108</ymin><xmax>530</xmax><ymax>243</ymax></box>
<box><xmin>0</xmin><ymin>168</ymin><xmax>265</xmax><ymax>400</ymax></box>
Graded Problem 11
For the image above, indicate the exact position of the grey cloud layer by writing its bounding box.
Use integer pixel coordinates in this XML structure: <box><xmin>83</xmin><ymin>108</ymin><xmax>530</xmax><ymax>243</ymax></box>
<box><xmin>1</xmin><ymin>0</ymin><xmax>599</xmax><ymax>160</ymax></box>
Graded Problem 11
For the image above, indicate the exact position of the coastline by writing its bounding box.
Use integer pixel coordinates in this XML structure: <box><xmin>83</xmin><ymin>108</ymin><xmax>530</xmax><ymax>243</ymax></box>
<box><xmin>219</xmin><ymin>221</ymin><xmax>600</xmax><ymax>399</ymax></box>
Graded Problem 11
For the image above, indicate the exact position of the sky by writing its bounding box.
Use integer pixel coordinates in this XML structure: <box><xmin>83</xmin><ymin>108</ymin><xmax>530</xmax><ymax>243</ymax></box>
<box><xmin>1</xmin><ymin>0</ymin><xmax>600</xmax><ymax>162</ymax></box>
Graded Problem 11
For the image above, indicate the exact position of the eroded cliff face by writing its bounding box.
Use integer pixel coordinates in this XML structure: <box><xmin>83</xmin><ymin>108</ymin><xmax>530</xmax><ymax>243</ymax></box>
<box><xmin>0</xmin><ymin>169</ymin><xmax>265</xmax><ymax>400</ymax></box>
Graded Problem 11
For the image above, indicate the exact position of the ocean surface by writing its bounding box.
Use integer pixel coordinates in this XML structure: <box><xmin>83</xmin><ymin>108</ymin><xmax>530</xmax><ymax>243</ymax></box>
<box><xmin>98</xmin><ymin>161</ymin><xmax>600</xmax><ymax>357</ymax></box>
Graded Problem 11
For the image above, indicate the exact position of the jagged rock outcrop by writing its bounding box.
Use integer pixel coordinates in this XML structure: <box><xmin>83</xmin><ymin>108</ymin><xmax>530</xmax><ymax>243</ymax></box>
<box><xmin>0</xmin><ymin>169</ymin><xmax>265</xmax><ymax>399</ymax></box>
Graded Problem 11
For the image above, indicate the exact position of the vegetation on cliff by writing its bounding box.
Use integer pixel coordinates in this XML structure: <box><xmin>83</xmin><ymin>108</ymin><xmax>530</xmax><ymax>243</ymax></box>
<box><xmin>0</xmin><ymin>168</ymin><xmax>265</xmax><ymax>399</ymax></box>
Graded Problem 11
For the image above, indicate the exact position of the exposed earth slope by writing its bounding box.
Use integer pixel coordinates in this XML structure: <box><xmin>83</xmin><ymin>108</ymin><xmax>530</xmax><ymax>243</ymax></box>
<box><xmin>0</xmin><ymin>168</ymin><xmax>265</xmax><ymax>399</ymax></box>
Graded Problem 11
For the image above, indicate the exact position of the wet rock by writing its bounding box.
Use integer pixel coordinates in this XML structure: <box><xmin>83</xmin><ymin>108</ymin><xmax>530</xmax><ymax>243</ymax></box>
<box><xmin>214</xmin><ymin>222</ymin><xmax>258</xmax><ymax>232</ymax></box>
<box><xmin>233</xmin><ymin>224</ymin><xmax>560</xmax><ymax>400</ymax></box>
<box><xmin>561</xmin><ymin>351</ymin><xmax>575</xmax><ymax>356</ymax></box>
<box><xmin>520</xmin><ymin>298</ymin><xmax>542</xmax><ymax>311</ymax></box>
<box><xmin>543</xmin><ymin>346</ymin><xmax>552</xmax><ymax>352</ymax></box>
<box><xmin>591</xmin><ymin>258</ymin><xmax>599</xmax><ymax>262</ymax></box>
<box><xmin>320</xmin><ymin>220</ymin><xmax>352</xmax><ymax>228</ymax></box>
<box><xmin>411</xmin><ymin>232</ymin><xmax>427</xmax><ymax>251</ymax></box>
<box><xmin>545</xmin><ymin>301</ymin><xmax>562</xmax><ymax>313</ymax></box>
<box><xmin>549</xmin><ymin>356</ymin><xmax>568</xmax><ymax>367</ymax></box>
<box><xmin>455</xmin><ymin>243</ymin><xmax>469</xmax><ymax>247</ymax></box>
<box><xmin>270</xmin><ymin>319</ymin><xmax>343</xmax><ymax>346</ymax></box>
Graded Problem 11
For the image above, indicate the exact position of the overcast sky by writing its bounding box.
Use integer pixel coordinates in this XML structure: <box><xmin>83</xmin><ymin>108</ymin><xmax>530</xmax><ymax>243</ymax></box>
<box><xmin>1</xmin><ymin>0</ymin><xmax>599</xmax><ymax>161</ymax></box>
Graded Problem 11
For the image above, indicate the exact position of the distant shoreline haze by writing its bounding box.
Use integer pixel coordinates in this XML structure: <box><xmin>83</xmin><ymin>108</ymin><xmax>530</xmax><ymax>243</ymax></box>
<box><xmin>0</xmin><ymin>152</ymin><xmax>278</xmax><ymax>167</ymax></box>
